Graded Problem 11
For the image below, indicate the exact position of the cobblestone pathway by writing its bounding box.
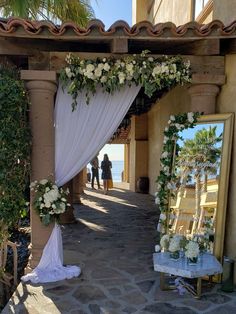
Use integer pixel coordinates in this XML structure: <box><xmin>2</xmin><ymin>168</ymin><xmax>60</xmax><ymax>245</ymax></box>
<box><xmin>3</xmin><ymin>185</ymin><xmax>236</xmax><ymax>313</ymax></box>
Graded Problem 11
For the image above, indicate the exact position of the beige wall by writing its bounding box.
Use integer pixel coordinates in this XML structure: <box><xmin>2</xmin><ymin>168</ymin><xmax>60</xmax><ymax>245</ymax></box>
<box><xmin>148</xmin><ymin>0</ymin><xmax>193</xmax><ymax>25</ymax></box>
<box><xmin>216</xmin><ymin>54</ymin><xmax>236</xmax><ymax>261</ymax></box>
<box><xmin>213</xmin><ymin>0</ymin><xmax>236</xmax><ymax>25</ymax></box>
<box><xmin>132</xmin><ymin>0</ymin><xmax>152</xmax><ymax>24</ymax></box>
<box><xmin>148</xmin><ymin>86</ymin><xmax>190</xmax><ymax>195</ymax></box>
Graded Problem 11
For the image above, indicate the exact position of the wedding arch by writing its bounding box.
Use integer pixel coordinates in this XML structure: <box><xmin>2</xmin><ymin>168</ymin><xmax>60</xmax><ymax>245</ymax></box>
<box><xmin>22</xmin><ymin>51</ymin><xmax>191</xmax><ymax>283</ymax></box>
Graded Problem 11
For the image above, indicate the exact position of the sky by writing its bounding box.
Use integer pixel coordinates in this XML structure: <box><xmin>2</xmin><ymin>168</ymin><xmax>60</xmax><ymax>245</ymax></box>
<box><xmin>90</xmin><ymin>0</ymin><xmax>132</xmax><ymax>29</ymax></box>
<box><xmin>89</xmin><ymin>0</ymin><xmax>132</xmax><ymax>161</ymax></box>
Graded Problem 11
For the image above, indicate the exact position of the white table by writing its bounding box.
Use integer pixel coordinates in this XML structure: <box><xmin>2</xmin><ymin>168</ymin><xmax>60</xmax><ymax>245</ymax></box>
<box><xmin>153</xmin><ymin>252</ymin><xmax>223</xmax><ymax>298</ymax></box>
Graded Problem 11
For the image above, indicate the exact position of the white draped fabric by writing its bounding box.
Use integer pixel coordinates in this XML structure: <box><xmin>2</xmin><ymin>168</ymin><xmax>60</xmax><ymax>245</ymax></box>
<box><xmin>21</xmin><ymin>223</ymin><xmax>81</xmax><ymax>283</ymax></box>
<box><xmin>55</xmin><ymin>83</ymin><xmax>141</xmax><ymax>186</ymax></box>
<box><xmin>21</xmin><ymin>84</ymin><xmax>141</xmax><ymax>284</ymax></box>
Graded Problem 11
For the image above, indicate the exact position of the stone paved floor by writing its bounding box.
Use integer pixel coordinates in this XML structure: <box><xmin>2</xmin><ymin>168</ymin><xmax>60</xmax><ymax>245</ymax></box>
<box><xmin>3</xmin><ymin>184</ymin><xmax>236</xmax><ymax>313</ymax></box>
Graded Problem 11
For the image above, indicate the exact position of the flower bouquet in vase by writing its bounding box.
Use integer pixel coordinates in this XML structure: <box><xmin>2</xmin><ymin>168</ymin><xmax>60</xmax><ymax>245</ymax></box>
<box><xmin>185</xmin><ymin>240</ymin><xmax>199</xmax><ymax>265</ymax></box>
<box><xmin>168</xmin><ymin>235</ymin><xmax>181</xmax><ymax>261</ymax></box>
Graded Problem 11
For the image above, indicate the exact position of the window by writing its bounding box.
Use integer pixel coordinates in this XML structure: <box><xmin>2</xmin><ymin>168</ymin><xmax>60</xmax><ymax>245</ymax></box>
<box><xmin>194</xmin><ymin>0</ymin><xmax>209</xmax><ymax>19</ymax></box>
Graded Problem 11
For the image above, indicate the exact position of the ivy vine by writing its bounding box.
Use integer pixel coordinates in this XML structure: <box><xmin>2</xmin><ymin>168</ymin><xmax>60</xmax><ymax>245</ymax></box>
<box><xmin>0</xmin><ymin>65</ymin><xmax>31</xmax><ymax>229</ymax></box>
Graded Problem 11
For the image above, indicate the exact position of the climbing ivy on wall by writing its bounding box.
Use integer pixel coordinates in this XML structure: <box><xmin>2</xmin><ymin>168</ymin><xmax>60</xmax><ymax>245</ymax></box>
<box><xmin>0</xmin><ymin>66</ymin><xmax>31</xmax><ymax>227</ymax></box>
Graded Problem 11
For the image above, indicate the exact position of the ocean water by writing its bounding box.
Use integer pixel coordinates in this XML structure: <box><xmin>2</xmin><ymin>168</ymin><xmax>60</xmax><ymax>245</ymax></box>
<box><xmin>109</xmin><ymin>160</ymin><xmax>124</xmax><ymax>182</ymax></box>
<box><xmin>88</xmin><ymin>160</ymin><xmax>124</xmax><ymax>182</ymax></box>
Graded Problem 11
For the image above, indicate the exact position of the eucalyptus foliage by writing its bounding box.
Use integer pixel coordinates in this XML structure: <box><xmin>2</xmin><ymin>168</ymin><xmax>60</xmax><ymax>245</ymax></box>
<box><xmin>60</xmin><ymin>51</ymin><xmax>191</xmax><ymax>110</ymax></box>
<box><xmin>0</xmin><ymin>66</ymin><xmax>31</xmax><ymax>227</ymax></box>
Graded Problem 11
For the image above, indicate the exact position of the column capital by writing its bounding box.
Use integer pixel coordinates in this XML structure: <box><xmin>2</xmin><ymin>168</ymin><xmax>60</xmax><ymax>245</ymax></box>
<box><xmin>191</xmin><ymin>74</ymin><xmax>226</xmax><ymax>86</ymax></box>
<box><xmin>21</xmin><ymin>70</ymin><xmax>57</xmax><ymax>82</ymax></box>
<box><xmin>188</xmin><ymin>77</ymin><xmax>223</xmax><ymax>114</ymax></box>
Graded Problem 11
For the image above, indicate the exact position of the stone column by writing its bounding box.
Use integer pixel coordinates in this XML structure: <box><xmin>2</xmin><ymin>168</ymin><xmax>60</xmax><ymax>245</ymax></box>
<box><xmin>129</xmin><ymin>113</ymin><xmax>148</xmax><ymax>191</ymax></box>
<box><xmin>73</xmin><ymin>170</ymin><xmax>85</xmax><ymax>203</ymax></box>
<box><xmin>188</xmin><ymin>74</ymin><xmax>225</xmax><ymax>114</ymax></box>
<box><xmin>21</xmin><ymin>70</ymin><xmax>57</xmax><ymax>270</ymax></box>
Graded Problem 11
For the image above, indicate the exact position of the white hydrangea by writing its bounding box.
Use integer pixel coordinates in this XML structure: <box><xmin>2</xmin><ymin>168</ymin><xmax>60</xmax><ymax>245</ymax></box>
<box><xmin>185</xmin><ymin>241</ymin><xmax>199</xmax><ymax>259</ymax></box>
<box><xmin>169</xmin><ymin>236</ymin><xmax>180</xmax><ymax>252</ymax></box>
<box><xmin>160</xmin><ymin>234</ymin><xmax>170</xmax><ymax>249</ymax></box>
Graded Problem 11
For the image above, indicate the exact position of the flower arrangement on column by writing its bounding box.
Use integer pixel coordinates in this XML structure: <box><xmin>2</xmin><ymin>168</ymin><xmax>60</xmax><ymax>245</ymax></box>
<box><xmin>60</xmin><ymin>50</ymin><xmax>191</xmax><ymax>110</ymax></box>
<box><xmin>155</xmin><ymin>112</ymin><xmax>202</xmax><ymax>235</ymax></box>
<box><xmin>30</xmin><ymin>179</ymin><xmax>70</xmax><ymax>226</ymax></box>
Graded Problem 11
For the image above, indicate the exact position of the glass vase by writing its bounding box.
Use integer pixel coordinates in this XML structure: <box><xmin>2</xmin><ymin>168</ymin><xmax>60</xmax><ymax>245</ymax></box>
<box><xmin>170</xmin><ymin>251</ymin><xmax>180</xmax><ymax>261</ymax></box>
<box><xmin>187</xmin><ymin>256</ymin><xmax>198</xmax><ymax>265</ymax></box>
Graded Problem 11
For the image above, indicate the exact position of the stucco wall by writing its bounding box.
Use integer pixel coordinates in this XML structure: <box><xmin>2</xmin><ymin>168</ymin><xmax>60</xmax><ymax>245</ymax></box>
<box><xmin>216</xmin><ymin>55</ymin><xmax>236</xmax><ymax>263</ymax></box>
<box><xmin>148</xmin><ymin>85</ymin><xmax>190</xmax><ymax>196</ymax></box>
<box><xmin>213</xmin><ymin>0</ymin><xmax>236</xmax><ymax>25</ymax></box>
<box><xmin>149</xmin><ymin>0</ymin><xmax>192</xmax><ymax>25</ymax></box>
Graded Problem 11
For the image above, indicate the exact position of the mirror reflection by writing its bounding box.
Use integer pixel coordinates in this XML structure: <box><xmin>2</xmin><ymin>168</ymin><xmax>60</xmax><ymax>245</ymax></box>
<box><xmin>169</xmin><ymin>122</ymin><xmax>224</xmax><ymax>253</ymax></box>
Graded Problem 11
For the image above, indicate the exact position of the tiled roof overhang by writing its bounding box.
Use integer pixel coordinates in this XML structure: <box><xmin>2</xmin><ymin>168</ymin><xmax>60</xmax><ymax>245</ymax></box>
<box><xmin>0</xmin><ymin>18</ymin><xmax>236</xmax><ymax>55</ymax></box>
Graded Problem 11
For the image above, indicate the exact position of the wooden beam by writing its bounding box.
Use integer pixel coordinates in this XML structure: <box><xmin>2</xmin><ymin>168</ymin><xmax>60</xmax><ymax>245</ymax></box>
<box><xmin>111</xmin><ymin>38</ymin><xmax>128</xmax><ymax>53</ymax></box>
<box><xmin>0</xmin><ymin>38</ymin><xmax>35</xmax><ymax>56</ymax></box>
<box><xmin>172</xmin><ymin>39</ymin><xmax>220</xmax><ymax>56</ymax></box>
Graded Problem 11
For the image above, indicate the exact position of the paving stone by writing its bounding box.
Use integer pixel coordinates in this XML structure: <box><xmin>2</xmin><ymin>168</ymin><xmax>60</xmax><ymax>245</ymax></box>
<box><xmin>122</xmin><ymin>306</ymin><xmax>137</xmax><ymax>313</ymax></box>
<box><xmin>181</xmin><ymin>299</ymin><xmax>212</xmax><ymax>311</ymax></box>
<box><xmin>142</xmin><ymin>302</ymin><xmax>197</xmax><ymax>313</ymax></box>
<box><xmin>205</xmin><ymin>304</ymin><xmax>236</xmax><ymax>313</ymax></box>
<box><xmin>45</xmin><ymin>284</ymin><xmax>72</xmax><ymax>295</ymax></box>
<box><xmin>89</xmin><ymin>304</ymin><xmax>100</xmax><ymax>314</ymax></box>
<box><xmin>108</xmin><ymin>288</ymin><xmax>122</xmax><ymax>296</ymax></box>
<box><xmin>137</xmin><ymin>280</ymin><xmax>155</xmax><ymax>293</ymax></box>
<box><xmin>121</xmin><ymin>290</ymin><xmax>147</xmax><ymax>305</ymax></box>
<box><xmin>201</xmin><ymin>293</ymin><xmax>232</xmax><ymax>304</ymax></box>
<box><xmin>73</xmin><ymin>286</ymin><xmax>106</xmax><ymax>303</ymax></box>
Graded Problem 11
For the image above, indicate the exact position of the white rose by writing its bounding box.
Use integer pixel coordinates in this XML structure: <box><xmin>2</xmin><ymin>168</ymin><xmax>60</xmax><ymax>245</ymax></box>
<box><xmin>65</xmin><ymin>67</ymin><xmax>72</xmax><ymax>78</ymax></box>
<box><xmin>161</xmin><ymin>151</ymin><xmax>169</xmax><ymax>158</ymax></box>
<box><xmin>155</xmin><ymin>245</ymin><xmax>161</xmax><ymax>252</ymax></box>
<box><xmin>103</xmin><ymin>63</ymin><xmax>110</xmax><ymax>71</ymax></box>
<box><xmin>126</xmin><ymin>63</ymin><xmax>133</xmax><ymax>72</ymax></box>
<box><xmin>155</xmin><ymin>197</ymin><xmax>160</xmax><ymax>205</ymax></box>
<box><xmin>170</xmin><ymin>115</ymin><xmax>175</xmax><ymax>121</ymax></box>
<box><xmin>152</xmin><ymin>65</ymin><xmax>161</xmax><ymax>76</ymax></box>
<box><xmin>86</xmin><ymin>64</ymin><xmax>95</xmax><ymax>72</ymax></box>
<box><xmin>187</xmin><ymin>112</ymin><xmax>194</xmax><ymax>123</ymax></box>
<box><xmin>100</xmin><ymin>76</ymin><xmax>107</xmax><ymax>83</ymax></box>
<box><xmin>94</xmin><ymin>68</ymin><xmax>102</xmax><ymax>78</ymax></box>
<box><xmin>159</xmin><ymin>213</ymin><xmax>166</xmax><ymax>221</ymax></box>
<box><xmin>40</xmin><ymin>179</ymin><xmax>48</xmax><ymax>185</ymax></box>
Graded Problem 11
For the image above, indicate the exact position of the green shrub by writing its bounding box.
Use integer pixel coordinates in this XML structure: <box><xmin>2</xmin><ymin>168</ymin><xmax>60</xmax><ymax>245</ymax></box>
<box><xmin>0</xmin><ymin>66</ymin><xmax>31</xmax><ymax>227</ymax></box>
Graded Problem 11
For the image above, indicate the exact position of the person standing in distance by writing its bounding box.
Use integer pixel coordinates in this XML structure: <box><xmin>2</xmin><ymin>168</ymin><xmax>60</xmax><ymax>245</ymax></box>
<box><xmin>101</xmin><ymin>154</ymin><xmax>112</xmax><ymax>194</ymax></box>
<box><xmin>90</xmin><ymin>155</ymin><xmax>101</xmax><ymax>189</ymax></box>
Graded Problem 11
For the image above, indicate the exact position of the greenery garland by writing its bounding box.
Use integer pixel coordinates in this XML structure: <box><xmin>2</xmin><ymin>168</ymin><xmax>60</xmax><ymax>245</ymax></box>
<box><xmin>0</xmin><ymin>66</ymin><xmax>31</xmax><ymax>228</ymax></box>
<box><xmin>60</xmin><ymin>50</ymin><xmax>191</xmax><ymax>110</ymax></box>
<box><xmin>155</xmin><ymin>112</ymin><xmax>202</xmax><ymax>234</ymax></box>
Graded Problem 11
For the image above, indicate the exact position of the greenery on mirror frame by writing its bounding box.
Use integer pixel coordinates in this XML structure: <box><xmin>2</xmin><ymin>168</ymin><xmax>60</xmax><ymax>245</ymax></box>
<box><xmin>60</xmin><ymin>50</ymin><xmax>191</xmax><ymax>110</ymax></box>
<box><xmin>155</xmin><ymin>112</ymin><xmax>202</xmax><ymax>234</ymax></box>
<box><xmin>0</xmin><ymin>65</ymin><xmax>31</xmax><ymax>236</ymax></box>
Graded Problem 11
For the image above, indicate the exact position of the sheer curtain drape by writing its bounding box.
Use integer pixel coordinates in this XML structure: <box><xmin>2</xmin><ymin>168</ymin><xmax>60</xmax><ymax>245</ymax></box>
<box><xmin>55</xmin><ymin>83</ymin><xmax>141</xmax><ymax>186</ymax></box>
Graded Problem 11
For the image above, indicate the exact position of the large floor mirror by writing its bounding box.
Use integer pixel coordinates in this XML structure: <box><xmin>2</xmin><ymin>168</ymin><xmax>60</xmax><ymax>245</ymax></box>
<box><xmin>168</xmin><ymin>113</ymin><xmax>234</xmax><ymax>262</ymax></box>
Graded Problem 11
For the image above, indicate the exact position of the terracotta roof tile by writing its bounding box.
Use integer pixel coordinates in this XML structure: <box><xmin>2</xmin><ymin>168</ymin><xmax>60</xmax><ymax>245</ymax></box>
<box><xmin>0</xmin><ymin>18</ymin><xmax>235</xmax><ymax>39</ymax></box>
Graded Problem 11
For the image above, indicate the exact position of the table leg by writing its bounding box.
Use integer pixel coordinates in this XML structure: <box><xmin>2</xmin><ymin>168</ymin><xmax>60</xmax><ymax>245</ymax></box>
<box><xmin>196</xmin><ymin>277</ymin><xmax>202</xmax><ymax>299</ymax></box>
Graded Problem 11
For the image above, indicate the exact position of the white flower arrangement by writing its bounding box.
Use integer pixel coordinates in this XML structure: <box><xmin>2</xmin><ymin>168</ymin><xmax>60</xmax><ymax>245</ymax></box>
<box><xmin>60</xmin><ymin>50</ymin><xmax>191</xmax><ymax>110</ymax></box>
<box><xmin>155</xmin><ymin>112</ymin><xmax>202</xmax><ymax>234</ymax></box>
<box><xmin>169</xmin><ymin>236</ymin><xmax>181</xmax><ymax>253</ymax></box>
<box><xmin>30</xmin><ymin>179</ymin><xmax>70</xmax><ymax>226</ymax></box>
<box><xmin>185</xmin><ymin>240</ymin><xmax>199</xmax><ymax>259</ymax></box>
<box><xmin>160</xmin><ymin>234</ymin><xmax>170</xmax><ymax>250</ymax></box>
